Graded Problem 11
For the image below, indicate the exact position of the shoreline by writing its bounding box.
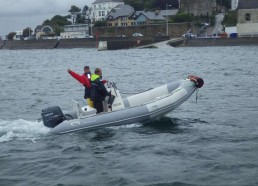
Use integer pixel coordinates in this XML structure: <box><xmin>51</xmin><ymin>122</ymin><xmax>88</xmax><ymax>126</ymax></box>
<box><xmin>1</xmin><ymin>37</ymin><xmax>258</xmax><ymax>50</ymax></box>
<box><xmin>184</xmin><ymin>37</ymin><xmax>258</xmax><ymax>47</ymax></box>
<box><xmin>0</xmin><ymin>36</ymin><xmax>169</xmax><ymax>50</ymax></box>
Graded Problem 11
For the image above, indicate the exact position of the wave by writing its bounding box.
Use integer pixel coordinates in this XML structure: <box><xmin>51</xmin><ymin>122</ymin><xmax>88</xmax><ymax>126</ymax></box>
<box><xmin>109</xmin><ymin>123</ymin><xmax>142</xmax><ymax>130</ymax></box>
<box><xmin>0</xmin><ymin>119</ymin><xmax>49</xmax><ymax>143</ymax></box>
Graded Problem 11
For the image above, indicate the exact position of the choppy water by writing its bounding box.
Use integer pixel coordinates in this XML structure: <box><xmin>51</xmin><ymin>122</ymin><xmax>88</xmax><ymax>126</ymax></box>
<box><xmin>0</xmin><ymin>46</ymin><xmax>258</xmax><ymax>186</ymax></box>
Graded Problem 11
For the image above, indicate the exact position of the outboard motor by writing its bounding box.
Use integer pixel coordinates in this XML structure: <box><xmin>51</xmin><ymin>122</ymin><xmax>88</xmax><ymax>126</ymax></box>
<box><xmin>41</xmin><ymin>106</ymin><xmax>65</xmax><ymax>128</ymax></box>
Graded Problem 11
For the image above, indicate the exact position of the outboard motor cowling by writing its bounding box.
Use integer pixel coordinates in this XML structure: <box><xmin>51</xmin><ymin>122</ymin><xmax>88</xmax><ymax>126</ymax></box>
<box><xmin>41</xmin><ymin>106</ymin><xmax>65</xmax><ymax>128</ymax></box>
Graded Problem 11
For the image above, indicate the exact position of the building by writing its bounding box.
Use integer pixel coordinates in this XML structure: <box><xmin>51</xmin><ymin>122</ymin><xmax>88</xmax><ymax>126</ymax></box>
<box><xmin>106</xmin><ymin>4</ymin><xmax>178</xmax><ymax>27</ymax></box>
<box><xmin>132</xmin><ymin>10</ymin><xmax>166</xmax><ymax>26</ymax></box>
<box><xmin>34</xmin><ymin>25</ymin><xmax>55</xmax><ymax>39</ymax></box>
<box><xmin>106</xmin><ymin>4</ymin><xmax>134</xmax><ymax>26</ymax></box>
<box><xmin>60</xmin><ymin>24</ymin><xmax>89</xmax><ymax>39</ymax></box>
<box><xmin>90</xmin><ymin>0</ymin><xmax>124</xmax><ymax>23</ymax></box>
<box><xmin>13</xmin><ymin>31</ymin><xmax>23</xmax><ymax>40</ymax></box>
<box><xmin>231</xmin><ymin>0</ymin><xmax>239</xmax><ymax>10</ymax></box>
<box><xmin>237</xmin><ymin>0</ymin><xmax>258</xmax><ymax>37</ymax></box>
<box><xmin>180</xmin><ymin>0</ymin><xmax>216</xmax><ymax>16</ymax></box>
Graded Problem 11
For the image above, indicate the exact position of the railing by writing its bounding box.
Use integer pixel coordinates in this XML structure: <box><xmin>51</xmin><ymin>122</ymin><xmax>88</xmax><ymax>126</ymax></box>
<box><xmin>238</xmin><ymin>32</ymin><xmax>258</xmax><ymax>38</ymax></box>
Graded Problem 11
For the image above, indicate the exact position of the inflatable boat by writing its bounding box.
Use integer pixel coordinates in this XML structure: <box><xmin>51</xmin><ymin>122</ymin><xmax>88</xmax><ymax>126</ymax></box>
<box><xmin>41</xmin><ymin>76</ymin><xmax>204</xmax><ymax>134</ymax></box>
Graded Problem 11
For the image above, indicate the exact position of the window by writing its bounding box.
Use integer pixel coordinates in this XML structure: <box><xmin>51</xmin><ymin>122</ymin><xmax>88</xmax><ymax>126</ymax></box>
<box><xmin>245</xmin><ymin>13</ymin><xmax>251</xmax><ymax>21</ymax></box>
<box><xmin>94</xmin><ymin>5</ymin><xmax>96</xmax><ymax>10</ymax></box>
<box><xmin>93</xmin><ymin>12</ymin><xmax>95</xmax><ymax>17</ymax></box>
<box><xmin>102</xmin><ymin>11</ymin><xmax>105</xmax><ymax>16</ymax></box>
<box><xmin>121</xmin><ymin>17</ymin><xmax>127</xmax><ymax>21</ymax></box>
<box><xmin>137</xmin><ymin>21</ymin><xmax>146</xmax><ymax>26</ymax></box>
<box><xmin>42</xmin><ymin>27</ymin><xmax>51</xmax><ymax>33</ymax></box>
<box><xmin>98</xmin><ymin>4</ymin><xmax>101</xmax><ymax>9</ymax></box>
<box><xmin>99</xmin><ymin>11</ymin><xmax>101</xmax><ymax>16</ymax></box>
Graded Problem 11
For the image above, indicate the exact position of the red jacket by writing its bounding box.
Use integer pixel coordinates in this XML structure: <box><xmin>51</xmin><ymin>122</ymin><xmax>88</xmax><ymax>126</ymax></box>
<box><xmin>68</xmin><ymin>70</ymin><xmax>91</xmax><ymax>88</ymax></box>
<box><xmin>68</xmin><ymin>70</ymin><xmax>107</xmax><ymax>87</ymax></box>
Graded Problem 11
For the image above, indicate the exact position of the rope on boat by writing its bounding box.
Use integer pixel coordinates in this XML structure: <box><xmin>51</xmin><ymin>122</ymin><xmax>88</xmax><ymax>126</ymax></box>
<box><xmin>120</xmin><ymin>88</ymin><xmax>153</xmax><ymax>95</ymax></box>
<box><xmin>196</xmin><ymin>88</ymin><xmax>199</xmax><ymax>103</ymax></box>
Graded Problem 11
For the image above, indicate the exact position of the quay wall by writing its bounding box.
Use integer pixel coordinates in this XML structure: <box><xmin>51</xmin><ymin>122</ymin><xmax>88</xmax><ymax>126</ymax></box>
<box><xmin>93</xmin><ymin>23</ymin><xmax>192</xmax><ymax>37</ymax></box>
<box><xmin>185</xmin><ymin>37</ymin><xmax>258</xmax><ymax>47</ymax></box>
<box><xmin>2</xmin><ymin>37</ymin><xmax>258</xmax><ymax>50</ymax></box>
<box><xmin>1</xmin><ymin>36</ymin><xmax>169</xmax><ymax>50</ymax></box>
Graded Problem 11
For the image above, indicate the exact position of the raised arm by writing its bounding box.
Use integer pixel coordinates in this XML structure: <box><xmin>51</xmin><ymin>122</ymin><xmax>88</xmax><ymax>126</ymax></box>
<box><xmin>67</xmin><ymin>69</ymin><xmax>84</xmax><ymax>85</ymax></box>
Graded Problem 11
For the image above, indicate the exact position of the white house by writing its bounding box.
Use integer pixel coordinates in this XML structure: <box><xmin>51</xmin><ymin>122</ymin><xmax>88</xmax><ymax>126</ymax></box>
<box><xmin>237</xmin><ymin>0</ymin><xmax>258</xmax><ymax>37</ymax></box>
<box><xmin>60</xmin><ymin>24</ymin><xmax>89</xmax><ymax>39</ymax></box>
<box><xmin>14</xmin><ymin>31</ymin><xmax>23</xmax><ymax>40</ymax></box>
<box><xmin>90</xmin><ymin>0</ymin><xmax>124</xmax><ymax>23</ymax></box>
<box><xmin>231</xmin><ymin>0</ymin><xmax>239</xmax><ymax>10</ymax></box>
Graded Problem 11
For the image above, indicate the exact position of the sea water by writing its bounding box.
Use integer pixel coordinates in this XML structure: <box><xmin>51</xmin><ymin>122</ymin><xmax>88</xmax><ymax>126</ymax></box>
<box><xmin>0</xmin><ymin>47</ymin><xmax>258</xmax><ymax>186</ymax></box>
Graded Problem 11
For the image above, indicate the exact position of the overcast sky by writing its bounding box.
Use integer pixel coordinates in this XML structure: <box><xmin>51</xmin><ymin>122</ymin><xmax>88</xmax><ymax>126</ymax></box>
<box><xmin>0</xmin><ymin>0</ymin><xmax>94</xmax><ymax>37</ymax></box>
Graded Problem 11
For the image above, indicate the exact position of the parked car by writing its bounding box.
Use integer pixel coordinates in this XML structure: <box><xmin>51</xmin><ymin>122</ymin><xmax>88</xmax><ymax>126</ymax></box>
<box><xmin>201</xmin><ymin>22</ymin><xmax>210</xmax><ymax>29</ymax></box>
<box><xmin>133</xmin><ymin>33</ymin><xmax>144</xmax><ymax>37</ymax></box>
<box><xmin>116</xmin><ymin>34</ymin><xmax>126</xmax><ymax>37</ymax></box>
<box><xmin>182</xmin><ymin>33</ymin><xmax>196</xmax><ymax>39</ymax></box>
<box><xmin>204</xmin><ymin>22</ymin><xmax>210</xmax><ymax>27</ymax></box>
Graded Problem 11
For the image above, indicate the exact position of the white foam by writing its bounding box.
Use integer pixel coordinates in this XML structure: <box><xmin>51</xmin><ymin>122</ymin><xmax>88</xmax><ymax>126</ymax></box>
<box><xmin>109</xmin><ymin>123</ymin><xmax>142</xmax><ymax>130</ymax></box>
<box><xmin>0</xmin><ymin>119</ymin><xmax>50</xmax><ymax>143</ymax></box>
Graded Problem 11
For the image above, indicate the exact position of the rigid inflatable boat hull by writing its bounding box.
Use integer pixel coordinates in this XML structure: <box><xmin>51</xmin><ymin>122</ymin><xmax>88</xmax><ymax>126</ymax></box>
<box><xmin>49</xmin><ymin>79</ymin><xmax>198</xmax><ymax>134</ymax></box>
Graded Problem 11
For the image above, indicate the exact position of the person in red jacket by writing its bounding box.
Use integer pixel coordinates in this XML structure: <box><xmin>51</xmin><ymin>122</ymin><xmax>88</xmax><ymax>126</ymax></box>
<box><xmin>68</xmin><ymin>66</ymin><xmax>93</xmax><ymax>107</ymax></box>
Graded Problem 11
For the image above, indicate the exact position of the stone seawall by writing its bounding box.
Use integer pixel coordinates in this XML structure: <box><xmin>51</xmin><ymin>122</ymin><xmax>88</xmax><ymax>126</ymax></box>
<box><xmin>2</xmin><ymin>39</ymin><xmax>96</xmax><ymax>50</ymax></box>
<box><xmin>1</xmin><ymin>36</ymin><xmax>169</xmax><ymax>50</ymax></box>
<box><xmin>2</xmin><ymin>37</ymin><xmax>258</xmax><ymax>50</ymax></box>
<box><xmin>2</xmin><ymin>40</ymin><xmax>58</xmax><ymax>50</ymax></box>
<box><xmin>185</xmin><ymin>37</ymin><xmax>258</xmax><ymax>47</ymax></box>
<box><xmin>93</xmin><ymin>23</ymin><xmax>192</xmax><ymax>37</ymax></box>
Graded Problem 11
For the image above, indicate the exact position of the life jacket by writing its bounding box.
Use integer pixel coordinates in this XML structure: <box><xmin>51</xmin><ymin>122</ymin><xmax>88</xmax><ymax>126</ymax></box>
<box><xmin>90</xmin><ymin>74</ymin><xmax>109</xmax><ymax>101</ymax></box>
<box><xmin>91</xmin><ymin>74</ymin><xmax>100</xmax><ymax>82</ymax></box>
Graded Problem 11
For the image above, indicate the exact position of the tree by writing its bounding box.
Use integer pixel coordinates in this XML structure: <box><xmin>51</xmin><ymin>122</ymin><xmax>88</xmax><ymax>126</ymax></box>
<box><xmin>94</xmin><ymin>20</ymin><xmax>107</xmax><ymax>27</ymax></box>
<box><xmin>69</xmin><ymin>5</ymin><xmax>82</xmax><ymax>24</ymax></box>
<box><xmin>124</xmin><ymin>0</ymin><xmax>179</xmax><ymax>10</ymax></box>
<box><xmin>82</xmin><ymin>5</ymin><xmax>89</xmax><ymax>16</ymax></box>
<box><xmin>154</xmin><ymin>0</ymin><xmax>179</xmax><ymax>9</ymax></box>
<box><xmin>69</xmin><ymin>5</ymin><xmax>81</xmax><ymax>13</ymax></box>
<box><xmin>22</xmin><ymin>27</ymin><xmax>33</xmax><ymax>37</ymax></box>
<box><xmin>41</xmin><ymin>4</ymin><xmax>90</xmax><ymax>35</ymax></box>
<box><xmin>124</xmin><ymin>0</ymin><xmax>144</xmax><ymax>10</ymax></box>
<box><xmin>43</xmin><ymin>19</ymin><xmax>51</xmax><ymax>25</ymax></box>
<box><xmin>42</xmin><ymin>15</ymin><xmax>71</xmax><ymax>35</ymax></box>
<box><xmin>216</xmin><ymin>0</ymin><xmax>231</xmax><ymax>9</ymax></box>
<box><xmin>172</xmin><ymin>11</ymin><xmax>193</xmax><ymax>23</ymax></box>
<box><xmin>43</xmin><ymin>15</ymin><xmax>71</xmax><ymax>27</ymax></box>
<box><xmin>53</xmin><ymin>26</ymin><xmax>64</xmax><ymax>36</ymax></box>
<box><xmin>7</xmin><ymin>32</ymin><xmax>16</xmax><ymax>40</ymax></box>
<box><xmin>76</xmin><ymin>14</ymin><xmax>86</xmax><ymax>24</ymax></box>
<box><xmin>222</xmin><ymin>10</ymin><xmax>237</xmax><ymax>26</ymax></box>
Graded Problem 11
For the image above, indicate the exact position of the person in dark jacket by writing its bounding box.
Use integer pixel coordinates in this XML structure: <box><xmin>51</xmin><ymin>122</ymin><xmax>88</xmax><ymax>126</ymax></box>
<box><xmin>90</xmin><ymin>68</ymin><xmax>111</xmax><ymax>113</ymax></box>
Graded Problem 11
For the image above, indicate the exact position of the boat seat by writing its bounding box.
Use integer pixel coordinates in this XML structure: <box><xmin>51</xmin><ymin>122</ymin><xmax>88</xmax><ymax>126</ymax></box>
<box><xmin>71</xmin><ymin>100</ymin><xmax>96</xmax><ymax>119</ymax></box>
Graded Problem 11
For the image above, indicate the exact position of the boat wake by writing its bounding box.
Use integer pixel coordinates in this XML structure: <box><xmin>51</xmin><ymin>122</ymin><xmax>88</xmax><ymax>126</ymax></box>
<box><xmin>109</xmin><ymin>123</ymin><xmax>142</xmax><ymax>130</ymax></box>
<box><xmin>0</xmin><ymin>119</ymin><xmax>49</xmax><ymax>143</ymax></box>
